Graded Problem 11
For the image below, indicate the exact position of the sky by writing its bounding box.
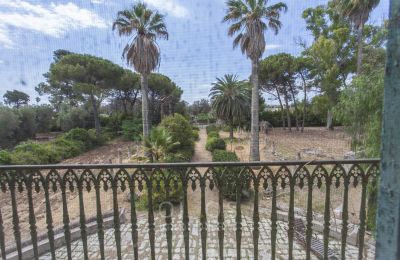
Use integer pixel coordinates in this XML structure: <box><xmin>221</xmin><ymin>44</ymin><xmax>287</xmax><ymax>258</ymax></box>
<box><xmin>0</xmin><ymin>0</ymin><xmax>389</xmax><ymax>104</ymax></box>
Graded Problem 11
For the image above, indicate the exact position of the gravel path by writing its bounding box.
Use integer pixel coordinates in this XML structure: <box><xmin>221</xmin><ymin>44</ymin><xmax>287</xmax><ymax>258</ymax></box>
<box><xmin>191</xmin><ymin>128</ymin><xmax>212</xmax><ymax>162</ymax></box>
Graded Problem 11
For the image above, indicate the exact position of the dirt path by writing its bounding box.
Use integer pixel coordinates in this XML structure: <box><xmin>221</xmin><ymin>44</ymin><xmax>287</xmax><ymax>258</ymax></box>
<box><xmin>188</xmin><ymin>128</ymin><xmax>219</xmax><ymax>215</ymax></box>
<box><xmin>191</xmin><ymin>128</ymin><xmax>212</xmax><ymax>162</ymax></box>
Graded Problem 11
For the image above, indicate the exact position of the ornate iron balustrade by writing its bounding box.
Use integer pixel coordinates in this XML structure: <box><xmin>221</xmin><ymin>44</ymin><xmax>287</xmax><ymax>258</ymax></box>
<box><xmin>0</xmin><ymin>159</ymin><xmax>379</xmax><ymax>260</ymax></box>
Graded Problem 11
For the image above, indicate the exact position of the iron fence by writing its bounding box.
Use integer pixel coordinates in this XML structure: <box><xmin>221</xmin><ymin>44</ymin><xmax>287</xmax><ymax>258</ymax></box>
<box><xmin>0</xmin><ymin>159</ymin><xmax>379</xmax><ymax>260</ymax></box>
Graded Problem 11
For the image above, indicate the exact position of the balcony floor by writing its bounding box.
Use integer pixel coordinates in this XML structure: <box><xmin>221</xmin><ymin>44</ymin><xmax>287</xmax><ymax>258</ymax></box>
<box><xmin>38</xmin><ymin>206</ymin><xmax>375</xmax><ymax>260</ymax></box>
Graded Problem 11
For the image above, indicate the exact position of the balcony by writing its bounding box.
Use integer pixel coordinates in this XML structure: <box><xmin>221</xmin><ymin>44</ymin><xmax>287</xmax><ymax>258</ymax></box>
<box><xmin>0</xmin><ymin>159</ymin><xmax>379</xmax><ymax>259</ymax></box>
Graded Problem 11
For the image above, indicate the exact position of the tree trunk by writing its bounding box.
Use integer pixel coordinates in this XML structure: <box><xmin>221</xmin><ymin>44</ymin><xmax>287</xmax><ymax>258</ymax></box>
<box><xmin>301</xmin><ymin>81</ymin><xmax>307</xmax><ymax>132</ymax></box>
<box><xmin>160</xmin><ymin>102</ymin><xmax>165</xmax><ymax>120</ymax></box>
<box><xmin>284</xmin><ymin>93</ymin><xmax>292</xmax><ymax>131</ymax></box>
<box><xmin>288</xmin><ymin>83</ymin><xmax>300</xmax><ymax>131</ymax></box>
<box><xmin>90</xmin><ymin>93</ymin><xmax>101</xmax><ymax>138</ymax></box>
<box><xmin>141</xmin><ymin>74</ymin><xmax>150</xmax><ymax>139</ymax></box>
<box><xmin>275</xmin><ymin>88</ymin><xmax>286</xmax><ymax>129</ymax></box>
<box><xmin>130</xmin><ymin>89</ymin><xmax>139</xmax><ymax>115</ymax></box>
<box><xmin>122</xmin><ymin>99</ymin><xmax>128</xmax><ymax>115</ymax></box>
<box><xmin>356</xmin><ymin>23</ymin><xmax>364</xmax><ymax>75</ymax></box>
<box><xmin>169</xmin><ymin>102</ymin><xmax>173</xmax><ymax>115</ymax></box>
<box><xmin>250</xmin><ymin>58</ymin><xmax>260</xmax><ymax>161</ymax></box>
<box><xmin>229</xmin><ymin>125</ymin><xmax>234</xmax><ymax>142</ymax></box>
<box><xmin>326</xmin><ymin>109</ymin><xmax>334</xmax><ymax>130</ymax></box>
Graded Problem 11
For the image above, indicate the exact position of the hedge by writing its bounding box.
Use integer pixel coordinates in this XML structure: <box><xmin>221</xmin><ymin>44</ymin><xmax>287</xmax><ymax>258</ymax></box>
<box><xmin>206</xmin><ymin>137</ymin><xmax>226</xmax><ymax>152</ymax></box>
<box><xmin>207</xmin><ymin>131</ymin><xmax>219</xmax><ymax>139</ymax></box>
<box><xmin>212</xmin><ymin>150</ymin><xmax>251</xmax><ymax>201</ymax></box>
<box><xmin>206</xmin><ymin>124</ymin><xmax>218</xmax><ymax>134</ymax></box>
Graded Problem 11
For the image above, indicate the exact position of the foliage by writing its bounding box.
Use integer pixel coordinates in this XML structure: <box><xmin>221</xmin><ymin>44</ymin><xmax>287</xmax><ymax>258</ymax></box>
<box><xmin>110</xmin><ymin>69</ymin><xmax>140</xmax><ymax>115</ymax></box>
<box><xmin>50</xmin><ymin>53</ymin><xmax>124</xmax><ymax>137</ymax></box>
<box><xmin>336</xmin><ymin>68</ymin><xmax>384</xmax><ymax>156</ymax></box>
<box><xmin>0</xmin><ymin>107</ymin><xmax>20</xmax><ymax>148</ymax></box>
<box><xmin>35</xmin><ymin>105</ymin><xmax>56</xmax><ymax>132</ymax></box>
<box><xmin>196</xmin><ymin>113</ymin><xmax>215</xmax><ymax>124</ymax></box>
<box><xmin>144</xmin><ymin>127</ymin><xmax>180</xmax><ymax>162</ymax></box>
<box><xmin>137</xmin><ymin>174</ymin><xmax>183</xmax><ymax>211</ymax></box>
<box><xmin>0</xmin><ymin>150</ymin><xmax>12</xmax><ymax>165</ymax></box>
<box><xmin>223</xmin><ymin>0</ymin><xmax>288</xmax><ymax>60</ymax></box>
<box><xmin>57</xmin><ymin>104</ymin><xmax>93</xmax><ymax>131</ymax></box>
<box><xmin>189</xmin><ymin>99</ymin><xmax>211</xmax><ymax>116</ymax></box>
<box><xmin>209</xmin><ymin>74</ymin><xmax>250</xmax><ymax>138</ymax></box>
<box><xmin>63</xmin><ymin>128</ymin><xmax>96</xmax><ymax>151</ymax></box>
<box><xmin>15</xmin><ymin>106</ymin><xmax>37</xmax><ymax>141</ymax></box>
<box><xmin>3</xmin><ymin>90</ymin><xmax>30</xmax><ymax>108</ymax></box>
<box><xmin>147</xmin><ymin>73</ymin><xmax>184</xmax><ymax>125</ymax></box>
<box><xmin>192</xmin><ymin>129</ymin><xmax>199</xmax><ymax>140</ymax></box>
<box><xmin>11</xmin><ymin>141</ymin><xmax>62</xmax><ymax>165</ymax></box>
<box><xmin>212</xmin><ymin>149</ymin><xmax>251</xmax><ymax>201</ymax></box>
<box><xmin>223</xmin><ymin>0</ymin><xmax>287</xmax><ymax>161</ymax></box>
<box><xmin>207</xmin><ymin>131</ymin><xmax>220</xmax><ymax>139</ymax></box>
<box><xmin>260</xmin><ymin>109</ymin><xmax>326</xmax><ymax>128</ymax></box>
<box><xmin>121</xmin><ymin>119</ymin><xmax>143</xmax><ymax>142</ymax></box>
<box><xmin>0</xmin><ymin>128</ymin><xmax>103</xmax><ymax>165</ymax></box>
<box><xmin>333</xmin><ymin>0</ymin><xmax>380</xmax><ymax>73</ymax></box>
<box><xmin>206</xmin><ymin>125</ymin><xmax>218</xmax><ymax>134</ymax></box>
<box><xmin>259</xmin><ymin>53</ymin><xmax>300</xmax><ymax>130</ymax></box>
<box><xmin>212</xmin><ymin>149</ymin><xmax>239</xmax><ymax>161</ymax></box>
<box><xmin>113</xmin><ymin>3</ymin><xmax>168</xmax><ymax>75</ymax></box>
<box><xmin>206</xmin><ymin>137</ymin><xmax>226</xmax><ymax>152</ymax></box>
<box><xmin>160</xmin><ymin>114</ymin><xmax>196</xmax><ymax>154</ymax></box>
<box><xmin>113</xmin><ymin>3</ymin><xmax>169</xmax><ymax>139</ymax></box>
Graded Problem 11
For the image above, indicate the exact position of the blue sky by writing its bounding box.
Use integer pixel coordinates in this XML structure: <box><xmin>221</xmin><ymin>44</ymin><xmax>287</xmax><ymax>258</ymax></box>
<box><xmin>0</xmin><ymin>0</ymin><xmax>389</xmax><ymax>104</ymax></box>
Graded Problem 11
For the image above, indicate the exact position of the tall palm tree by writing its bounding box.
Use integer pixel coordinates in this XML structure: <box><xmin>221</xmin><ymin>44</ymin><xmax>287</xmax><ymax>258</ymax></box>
<box><xmin>113</xmin><ymin>3</ymin><xmax>168</xmax><ymax>139</ymax></box>
<box><xmin>334</xmin><ymin>0</ymin><xmax>380</xmax><ymax>75</ymax></box>
<box><xmin>223</xmin><ymin>0</ymin><xmax>287</xmax><ymax>161</ymax></box>
<box><xmin>209</xmin><ymin>74</ymin><xmax>250</xmax><ymax>142</ymax></box>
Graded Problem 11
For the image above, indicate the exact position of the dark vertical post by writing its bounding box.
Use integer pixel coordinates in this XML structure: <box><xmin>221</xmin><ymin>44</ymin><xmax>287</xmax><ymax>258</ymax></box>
<box><xmin>0</xmin><ymin>204</ymin><xmax>5</xmax><ymax>260</ymax></box>
<box><xmin>376</xmin><ymin>0</ymin><xmax>400</xmax><ymax>258</ymax></box>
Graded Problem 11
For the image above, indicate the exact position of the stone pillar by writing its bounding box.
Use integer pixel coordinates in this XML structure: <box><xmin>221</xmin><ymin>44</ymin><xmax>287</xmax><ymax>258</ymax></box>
<box><xmin>376</xmin><ymin>0</ymin><xmax>400</xmax><ymax>258</ymax></box>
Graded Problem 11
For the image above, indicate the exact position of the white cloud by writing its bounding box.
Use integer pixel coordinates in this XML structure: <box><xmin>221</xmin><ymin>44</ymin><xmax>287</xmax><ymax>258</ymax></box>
<box><xmin>265</xmin><ymin>44</ymin><xmax>282</xmax><ymax>50</ymax></box>
<box><xmin>0</xmin><ymin>0</ymin><xmax>108</xmax><ymax>47</ymax></box>
<box><xmin>144</xmin><ymin>0</ymin><xmax>189</xmax><ymax>18</ymax></box>
<box><xmin>90</xmin><ymin>0</ymin><xmax>105</xmax><ymax>4</ymax></box>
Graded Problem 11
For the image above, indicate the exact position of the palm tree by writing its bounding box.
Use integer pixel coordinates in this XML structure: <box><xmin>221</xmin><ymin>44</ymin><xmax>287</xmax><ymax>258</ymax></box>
<box><xmin>113</xmin><ymin>3</ymin><xmax>168</xmax><ymax>139</ymax></box>
<box><xmin>223</xmin><ymin>0</ymin><xmax>287</xmax><ymax>161</ymax></box>
<box><xmin>144</xmin><ymin>127</ymin><xmax>180</xmax><ymax>162</ymax></box>
<box><xmin>334</xmin><ymin>0</ymin><xmax>380</xmax><ymax>75</ymax></box>
<box><xmin>209</xmin><ymin>74</ymin><xmax>250</xmax><ymax>142</ymax></box>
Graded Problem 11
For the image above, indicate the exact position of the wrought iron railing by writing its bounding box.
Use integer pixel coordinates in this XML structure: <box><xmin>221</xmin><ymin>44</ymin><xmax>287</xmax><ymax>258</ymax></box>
<box><xmin>0</xmin><ymin>159</ymin><xmax>379</xmax><ymax>260</ymax></box>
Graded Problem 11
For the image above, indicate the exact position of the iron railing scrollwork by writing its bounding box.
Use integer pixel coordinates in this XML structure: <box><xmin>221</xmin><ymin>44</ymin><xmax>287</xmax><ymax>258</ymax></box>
<box><xmin>0</xmin><ymin>159</ymin><xmax>379</xmax><ymax>260</ymax></box>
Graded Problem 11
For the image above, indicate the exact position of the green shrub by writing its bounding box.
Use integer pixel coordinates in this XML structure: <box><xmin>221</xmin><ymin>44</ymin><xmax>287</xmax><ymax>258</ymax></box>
<box><xmin>207</xmin><ymin>131</ymin><xmax>219</xmax><ymax>139</ymax></box>
<box><xmin>49</xmin><ymin>137</ymin><xmax>84</xmax><ymax>159</ymax></box>
<box><xmin>212</xmin><ymin>150</ymin><xmax>251</xmax><ymax>201</ymax></box>
<box><xmin>206</xmin><ymin>124</ymin><xmax>218</xmax><ymax>134</ymax></box>
<box><xmin>212</xmin><ymin>149</ymin><xmax>239</xmax><ymax>161</ymax></box>
<box><xmin>11</xmin><ymin>141</ymin><xmax>58</xmax><ymax>164</ymax></box>
<box><xmin>206</xmin><ymin>137</ymin><xmax>226</xmax><ymax>152</ymax></box>
<box><xmin>63</xmin><ymin>128</ymin><xmax>94</xmax><ymax>151</ymax></box>
<box><xmin>160</xmin><ymin>114</ymin><xmax>194</xmax><ymax>148</ymax></box>
<box><xmin>160</xmin><ymin>114</ymin><xmax>196</xmax><ymax>160</ymax></box>
<box><xmin>137</xmin><ymin>180</ymin><xmax>183</xmax><ymax>211</ymax></box>
<box><xmin>7</xmin><ymin>128</ymin><xmax>103</xmax><ymax>165</ymax></box>
<box><xmin>0</xmin><ymin>150</ymin><xmax>12</xmax><ymax>165</ymax></box>
<box><xmin>122</xmin><ymin>119</ymin><xmax>142</xmax><ymax>141</ymax></box>
<box><xmin>192</xmin><ymin>129</ymin><xmax>199</xmax><ymax>140</ymax></box>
